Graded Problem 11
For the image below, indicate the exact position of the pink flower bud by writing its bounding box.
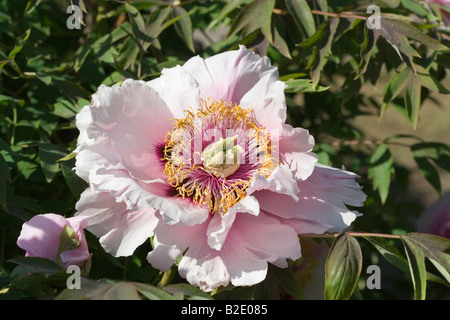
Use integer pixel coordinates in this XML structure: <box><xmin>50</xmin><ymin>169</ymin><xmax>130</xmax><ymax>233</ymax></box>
<box><xmin>17</xmin><ymin>214</ymin><xmax>90</xmax><ymax>270</ymax></box>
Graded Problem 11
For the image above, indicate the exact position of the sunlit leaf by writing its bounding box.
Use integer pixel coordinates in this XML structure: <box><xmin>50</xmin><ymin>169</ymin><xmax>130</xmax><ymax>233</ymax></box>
<box><xmin>325</xmin><ymin>233</ymin><xmax>362</xmax><ymax>300</ymax></box>
<box><xmin>380</xmin><ymin>68</ymin><xmax>410</xmax><ymax>119</ymax></box>
<box><xmin>404</xmin><ymin>71</ymin><xmax>421</xmax><ymax>129</ymax></box>
<box><xmin>228</xmin><ymin>0</ymin><xmax>275</xmax><ymax>42</ymax></box>
<box><xmin>38</xmin><ymin>143</ymin><xmax>69</xmax><ymax>183</ymax></box>
<box><xmin>402</xmin><ymin>236</ymin><xmax>427</xmax><ymax>300</ymax></box>
<box><xmin>355</xmin><ymin>26</ymin><xmax>379</xmax><ymax>79</ymax></box>
<box><xmin>368</xmin><ymin>143</ymin><xmax>394</xmax><ymax>204</ymax></box>
<box><xmin>285</xmin><ymin>0</ymin><xmax>316</xmax><ymax>38</ymax></box>
<box><xmin>172</xmin><ymin>6</ymin><xmax>195</xmax><ymax>53</ymax></box>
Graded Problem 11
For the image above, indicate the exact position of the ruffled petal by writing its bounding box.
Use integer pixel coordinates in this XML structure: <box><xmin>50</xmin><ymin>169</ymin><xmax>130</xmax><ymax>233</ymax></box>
<box><xmin>77</xmin><ymin>79</ymin><xmax>173</xmax><ymax>183</ymax></box>
<box><xmin>147</xmin><ymin>65</ymin><xmax>201</xmax><ymax>118</ymax></box>
<box><xmin>147</xmin><ymin>218</ymin><xmax>208</xmax><ymax>271</ymax></box>
<box><xmin>99</xmin><ymin>207</ymin><xmax>159</xmax><ymax>257</ymax></box>
<box><xmin>182</xmin><ymin>46</ymin><xmax>278</xmax><ymax>104</ymax></box>
<box><xmin>279</xmin><ymin>124</ymin><xmax>318</xmax><ymax>181</ymax></box>
<box><xmin>206</xmin><ymin>211</ymin><xmax>237</xmax><ymax>251</ymax></box>
<box><xmin>239</xmin><ymin>72</ymin><xmax>287</xmax><ymax>132</ymax></box>
<box><xmin>247</xmin><ymin>165</ymin><xmax>300</xmax><ymax>201</ymax></box>
<box><xmin>87</xmin><ymin>161</ymin><xmax>210</xmax><ymax>227</ymax></box>
<box><xmin>256</xmin><ymin>163</ymin><xmax>366</xmax><ymax>233</ymax></box>
<box><xmin>75</xmin><ymin>188</ymin><xmax>159</xmax><ymax>257</ymax></box>
<box><xmin>149</xmin><ymin>211</ymin><xmax>300</xmax><ymax>292</ymax></box>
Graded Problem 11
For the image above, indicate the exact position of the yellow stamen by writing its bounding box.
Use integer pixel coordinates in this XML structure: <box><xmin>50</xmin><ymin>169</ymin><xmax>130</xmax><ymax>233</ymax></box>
<box><xmin>162</xmin><ymin>99</ymin><xmax>276</xmax><ymax>215</ymax></box>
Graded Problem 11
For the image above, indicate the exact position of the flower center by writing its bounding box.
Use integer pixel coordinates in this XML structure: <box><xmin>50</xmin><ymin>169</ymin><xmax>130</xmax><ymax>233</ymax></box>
<box><xmin>201</xmin><ymin>136</ymin><xmax>243</xmax><ymax>178</ymax></box>
<box><xmin>162</xmin><ymin>99</ymin><xmax>276</xmax><ymax>214</ymax></box>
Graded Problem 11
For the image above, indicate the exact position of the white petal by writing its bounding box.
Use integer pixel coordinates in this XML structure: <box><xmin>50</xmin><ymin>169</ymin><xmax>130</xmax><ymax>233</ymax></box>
<box><xmin>147</xmin><ymin>218</ymin><xmax>208</xmax><ymax>271</ymax></box>
<box><xmin>247</xmin><ymin>165</ymin><xmax>300</xmax><ymax>201</ymax></box>
<box><xmin>182</xmin><ymin>45</ymin><xmax>278</xmax><ymax>105</ymax></box>
<box><xmin>99</xmin><ymin>206</ymin><xmax>159</xmax><ymax>257</ymax></box>
<box><xmin>147</xmin><ymin>65</ymin><xmax>201</xmax><ymax>118</ymax></box>
<box><xmin>239</xmin><ymin>73</ymin><xmax>287</xmax><ymax>132</ymax></box>
<box><xmin>206</xmin><ymin>211</ymin><xmax>237</xmax><ymax>251</ymax></box>
<box><xmin>279</xmin><ymin>124</ymin><xmax>318</xmax><ymax>181</ymax></box>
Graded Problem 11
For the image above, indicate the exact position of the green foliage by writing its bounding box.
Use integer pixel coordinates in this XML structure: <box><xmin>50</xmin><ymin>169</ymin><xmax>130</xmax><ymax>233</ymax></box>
<box><xmin>0</xmin><ymin>0</ymin><xmax>449</xmax><ymax>300</ymax></box>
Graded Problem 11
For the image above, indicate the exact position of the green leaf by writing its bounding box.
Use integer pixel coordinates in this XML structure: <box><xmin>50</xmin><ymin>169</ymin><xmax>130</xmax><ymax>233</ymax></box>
<box><xmin>284</xmin><ymin>0</ymin><xmax>316</xmax><ymax>38</ymax></box>
<box><xmin>380</xmin><ymin>16</ymin><xmax>448</xmax><ymax>51</ymax></box>
<box><xmin>307</xmin><ymin>18</ymin><xmax>340</xmax><ymax>86</ymax></box>
<box><xmin>364</xmin><ymin>237</ymin><xmax>410</xmax><ymax>274</ymax></box>
<box><xmin>162</xmin><ymin>283</ymin><xmax>213</xmax><ymax>300</ymax></box>
<box><xmin>324</xmin><ymin>233</ymin><xmax>363</xmax><ymax>300</ymax></box>
<box><xmin>355</xmin><ymin>26</ymin><xmax>379</xmax><ymax>79</ymax></box>
<box><xmin>403</xmin><ymin>233</ymin><xmax>450</xmax><ymax>284</ymax></box>
<box><xmin>60</xmin><ymin>160</ymin><xmax>87</xmax><ymax>199</ymax></box>
<box><xmin>410</xmin><ymin>142</ymin><xmax>450</xmax><ymax>194</ymax></box>
<box><xmin>52</xmin><ymin>100</ymin><xmax>84</xmax><ymax>119</ymax></box>
<box><xmin>414</xmin><ymin>157</ymin><xmax>441</xmax><ymax>194</ymax></box>
<box><xmin>272</xmin><ymin>24</ymin><xmax>291</xmax><ymax>59</ymax></box>
<box><xmin>38</xmin><ymin>143</ymin><xmax>69</xmax><ymax>183</ymax></box>
<box><xmin>284</xmin><ymin>78</ymin><xmax>329</xmax><ymax>93</ymax></box>
<box><xmin>228</xmin><ymin>0</ymin><xmax>275</xmax><ymax>42</ymax></box>
<box><xmin>404</xmin><ymin>70</ymin><xmax>421</xmax><ymax>129</ymax></box>
<box><xmin>411</xmin><ymin>142</ymin><xmax>450</xmax><ymax>172</ymax></box>
<box><xmin>374</xmin><ymin>17</ymin><xmax>447</xmax><ymax>73</ymax></box>
<box><xmin>134</xmin><ymin>283</ymin><xmax>177</xmax><ymax>300</ymax></box>
<box><xmin>380</xmin><ymin>68</ymin><xmax>410</xmax><ymax>119</ymax></box>
<box><xmin>270</xmin><ymin>264</ymin><xmax>305</xmax><ymax>299</ymax></box>
<box><xmin>56</xmin><ymin>279</ymin><xmax>142</xmax><ymax>300</ymax></box>
<box><xmin>9</xmin><ymin>257</ymin><xmax>63</xmax><ymax>277</ymax></box>
<box><xmin>125</xmin><ymin>3</ymin><xmax>146</xmax><ymax>38</ymax></box>
<box><xmin>368</xmin><ymin>143</ymin><xmax>394</xmax><ymax>204</ymax></box>
<box><xmin>296</xmin><ymin>20</ymin><xmax>329</xmax><ymax>48</ymax></box>
<box><xmin>401</xmin><ymin>236</ymin><xmax>427</xmax><ymax>300</ymax></box>
<box><xmin>253</xmin><ymin>269</ymin><xmax>280</xmax><ymax>300</ymax></box>
<box><xmin>417</xmin><ymin>69</ymin><xmax>450</xmax><ymax>94</ymax></box>
<box><xmin>208</xmin><ymin>0</ymin><xmax>248</xmax><ymax>29</ymax></box>
<box><xmin>172</xmin><ymin>6</ymin><xmax>195</xmax><ymax>53</ymax></box>
<box><xmin>8</xmin><ymin>28</ymin><xmax>31</xmax><ymax>61</ymax></box>
<box><xmin>401</xmin><ymin>0</ymin><xmax>429</xmax><ymax>17</ymax></box>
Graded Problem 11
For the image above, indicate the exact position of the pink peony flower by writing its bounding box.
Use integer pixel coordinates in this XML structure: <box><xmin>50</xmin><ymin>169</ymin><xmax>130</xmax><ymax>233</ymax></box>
<box><xmin>17</xmin><ymin>214</ymin><xmax>90</xmax><ymax>269</ymax></box>
<box><xmin>74</xmin><ymin>46</ymin><xmax>366</xmax><ymax>291</ymax></box>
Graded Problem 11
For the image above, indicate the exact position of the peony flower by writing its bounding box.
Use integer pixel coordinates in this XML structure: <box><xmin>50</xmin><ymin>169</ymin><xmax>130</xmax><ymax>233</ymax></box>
<box><xmin>74</xmin><ymin>46</ymin><xmax>366</xmax><ymax>291</ymax></box>
<box><xmin>17</xmin><ymin>214</ymin><xmax>90</xmax><ymax>270</ymax></box>
<box><xmin>417</xmin><ymin>191</ymin><xmax>450</xmax><ymax>238</ymax></box>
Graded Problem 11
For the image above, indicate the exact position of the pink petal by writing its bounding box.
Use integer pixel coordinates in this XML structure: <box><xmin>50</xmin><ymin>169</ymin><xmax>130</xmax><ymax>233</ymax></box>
<box><xmin>147</xmin><ymin>218</ymin><xmax>208</xmax><ymax>271</ymax></box>
<box><xmin>239</xmin><ymin>72</ymin><xmax>287</xmax><ymax>132</ymax></box>
<box><xmin>279</xmin><ymin>124</ymin><xmax>318</xmax><ymax>181</ymax></box>
<box><xmin>17</xmin><ymin>214</ymin><xmax>68</xmax><ymax>261</ymax></box>
<box><xmin>78</xmin><ymin>79</ymin><xmax>174</xmax><ymax>183</ymax></box>
<box><xmin>182</xmin><ymin>46</ymin><xmax>278</xmax><ymax>104</ymax></box>
<box><xmin>76</xmin><ymin>188</ymin><xmax>159</xmax><ymax>257</ymax></box>
<box><xmin>255</xmin><ymin>164</ymin><xmax>366</xmax><ymax>233</ymax></box>
<box><xmin>99</xmin><ymin>207</ymin><xmax>159</xmax><ymax>257</ymax></box>
<box><xmin>87</xmin><ymin>161</ymin><xmax>209</xmax><ymax>226</ymax></box>
<box><xmin>147</xmin><ymin>65</ymin><xmax>201</xmax><ymax>118</ymax></box>
<box><xmin>206</xmin><ymin>211</ymin><xmax>237</xmax><ymax>251</ymax></box>
<box><xmin>247</xmin><ymin>165</ymin><xmax>300</xmax><ymax>200</ymax></box>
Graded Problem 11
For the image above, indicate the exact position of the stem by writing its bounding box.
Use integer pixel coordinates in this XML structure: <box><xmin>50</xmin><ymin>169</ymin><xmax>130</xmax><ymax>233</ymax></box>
<box><xmin>273</xmin><ymin>8</ymin><xmax>368</xmax><ymax>21</ymax></box>
<box><xmin>159</xmin><ymin>265</ymin><xmax>177</xmax><ymax>287</ymax></box>
<box><xmin>311</xmin><ymin>10</ymin><xmax>368</xmax><ymax>20</ymax></box>
<box><xmin>299</xmin><ymin>231</ymin><xmax>402</xmax><ymax>240</ymax></box>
